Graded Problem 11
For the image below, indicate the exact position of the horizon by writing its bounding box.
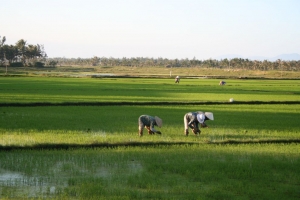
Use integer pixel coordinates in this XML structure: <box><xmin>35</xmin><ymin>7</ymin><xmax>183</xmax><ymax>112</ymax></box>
<box><xmin>1</xmin><ymin>0</ymin><xmax>300</xmax><ymax>60</ymax></box>
<box><xmin>45</xmin><ymin>53</ymin><xmax>300</xmax><ymax>61</ymax></box>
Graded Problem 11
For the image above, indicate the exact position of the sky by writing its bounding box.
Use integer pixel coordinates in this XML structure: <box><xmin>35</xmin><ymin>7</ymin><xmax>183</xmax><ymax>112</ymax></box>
<box><xmin>1</xmin><ymin>0</ymin><xmax>300</xmax><ymax>59</ymax></box>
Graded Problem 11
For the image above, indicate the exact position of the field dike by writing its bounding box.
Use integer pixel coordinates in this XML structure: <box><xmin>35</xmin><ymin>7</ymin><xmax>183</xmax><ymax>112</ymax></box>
<box><xmin>1</xmin><ymin>100</ymin><xmax>300</xmax><ymax>107</ymax></box>
<box><xmin>1</xmin><ymin>139</ymin><xmax>300</xmax><ymax>152</ymax></box>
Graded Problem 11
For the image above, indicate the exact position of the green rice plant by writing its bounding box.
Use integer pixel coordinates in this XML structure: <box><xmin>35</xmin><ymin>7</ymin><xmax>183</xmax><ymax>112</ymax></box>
<box><xmin>0</xmin><ymin>77</ymin><xmax>299</xmax><ymax>103</ymax></box>
<box><xmin>0</xmin><ymin>76</ymin><xmax>299</xmax><ymax>199</ymax></box>
<box><xmin>0</xmin><ymin>144</ymin><xmax>299</xmax><ymax>199</ymax></box>
<box><xmin>0</xmin><ymin>104</ymin><xmax>299</xmax><ymax>147</ymax></box>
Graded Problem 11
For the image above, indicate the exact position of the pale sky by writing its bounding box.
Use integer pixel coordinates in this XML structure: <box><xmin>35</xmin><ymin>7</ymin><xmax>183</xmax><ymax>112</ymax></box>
<box><xmin>1</xmin><ymin>0</ymin><xmax>300</xmax><ymax>59</ymax></box>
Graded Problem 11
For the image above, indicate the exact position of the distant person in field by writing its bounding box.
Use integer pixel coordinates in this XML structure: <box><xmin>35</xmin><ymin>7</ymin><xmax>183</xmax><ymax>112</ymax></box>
<box><xmin>219</xmin><ymin>80</ymin><xmax>226</xmax><ymax>86</ymax></box>
<box><xmin>138</xmin><ymin>115</ymin><xmax>162</xmax><ymax>136</ymax></box>
<box><xmin>183</xmin><ymin>111</ymin><xmax>214</xmax><ymax>136</ymax></box>
<box><xmin>175</xmin><ymin>76</ymin><xmax>180</xmax><ymax>83</ymax></box>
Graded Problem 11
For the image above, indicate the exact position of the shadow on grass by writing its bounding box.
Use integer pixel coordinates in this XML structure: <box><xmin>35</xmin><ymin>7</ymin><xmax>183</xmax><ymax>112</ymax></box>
<box><xmin>1</xmin><ymin>139</ymin><xmax>300</xmax><ymax>151</ymax></box>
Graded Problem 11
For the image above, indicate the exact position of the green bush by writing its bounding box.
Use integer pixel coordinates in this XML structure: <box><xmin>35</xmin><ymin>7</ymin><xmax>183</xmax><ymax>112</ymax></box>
<box><xmin>34</xmin><ymin>61</ymin><xmax>45</xmax><ymax>68</ymax></box>
<box><xmin>47</xmin><ymin>60</ymin><xmax>58</xmax><ymax>67</ymax></box>
<box><xmin>10</xmin><ymin>62</ymin><xmax>23</xmax><ymax>67</ymax></box>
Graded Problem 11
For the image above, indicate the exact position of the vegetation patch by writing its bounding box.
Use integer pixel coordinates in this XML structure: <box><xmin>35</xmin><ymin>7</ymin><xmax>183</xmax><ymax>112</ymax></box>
<box><xmin>0</xmin><ymin>76</ymin><xmax>299</xmax><ymax>199</ymax></box>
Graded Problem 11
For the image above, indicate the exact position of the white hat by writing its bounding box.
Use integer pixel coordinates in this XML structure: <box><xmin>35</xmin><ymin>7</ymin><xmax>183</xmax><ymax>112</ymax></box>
<box><xmin>205</xmin><ymin>112</ymin><xmax>214</xmax><ymax>120</ymax></box>
<box><xmin>196</xmin><ymin>114</ymin><xmax>205</xmax><ymax>123</ymax></box>
<box><xmin>154</xmin><ymin>116</ymin><xmax>163</xmax><ymax>127</ymax></box>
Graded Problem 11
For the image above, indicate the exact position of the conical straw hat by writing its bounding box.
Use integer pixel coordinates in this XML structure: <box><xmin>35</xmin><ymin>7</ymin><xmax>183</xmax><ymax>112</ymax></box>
<box><xmin>205</xmin><ymin>112</ymin><xmax>214</xmax><ymax>120</ymax></box>
<box><xmin>154</xmin><ymin>116</ymin><xmax>163</xmax><ymax>127</ymax></box>
<box><xmin>197</xmin><ymin>114</ymin><xmax>205</xmax><ymax>123</ymax></box>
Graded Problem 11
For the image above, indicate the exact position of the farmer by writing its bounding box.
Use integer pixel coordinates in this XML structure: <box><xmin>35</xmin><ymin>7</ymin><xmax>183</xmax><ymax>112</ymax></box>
<box><xmin>138</xmin><ymin>115</ymin><xmax>162</xmax><ymax>136</ymax></box>
<box><xmin>183</xmin><ymin>111</ymin><xmax>214</xmax><ymax>136</ymax></box>
<box><xmin>219</xmin><ymin>80</ymin><xmax>226</xmax><ymax>86</ymax></box>
<box><xmin>175</xmin><ymin>76</ymin><xmax>180</xmax><ymax>83</ymax></box>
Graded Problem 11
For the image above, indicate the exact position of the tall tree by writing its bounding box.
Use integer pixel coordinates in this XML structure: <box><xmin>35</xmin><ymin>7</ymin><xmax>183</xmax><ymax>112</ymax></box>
<box><xmin>0</xmin><ymin>36</ymin><xmax>6</xmax><ymax>61</ymax></box>
<box><xmin>0</xmin><ymin>36</ymin><xmax>6</xmax><ymax>46</ymax></box>
<box><xmin>15</xmin><ymin>39</ymin><xmax>27</xmax><ymax>65</ymax></box>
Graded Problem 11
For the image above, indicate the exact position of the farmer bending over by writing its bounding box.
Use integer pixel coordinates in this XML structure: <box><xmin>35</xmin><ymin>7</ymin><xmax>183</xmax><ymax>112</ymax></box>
<box><xmin>219</xmin><ymin>80</ymin><xmax>226</xmax><ymax>85</ymax></box>
<box><xmin>175</xmin><ymin>76</ymin><xmax>180</xmax><ymax>83</ymax></box>
<box><xmin>138</xmin><ymin>115</ymin><xmax>162</xmax><ymax>136</ymax></box>
<box><xmin>184</xmin><ymin>111</ymin><xmax>214</xmax><ymax>136</ymax></box>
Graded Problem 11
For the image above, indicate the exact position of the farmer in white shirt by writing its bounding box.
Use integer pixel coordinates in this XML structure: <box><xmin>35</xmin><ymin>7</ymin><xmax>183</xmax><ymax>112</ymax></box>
<box><xmin>138</xmin><ymin>115</ymin><xmax>162</xmax><ymax>136</ymax></box>
<box><xmin>175</xmin><ymin>76</ymin><xmax>180</xmax><ymax>83</ymax></box>
<box><xmin>183</xmin><ymin>111</ymin><xmax>214</xmax><ymax>136</ymax></box>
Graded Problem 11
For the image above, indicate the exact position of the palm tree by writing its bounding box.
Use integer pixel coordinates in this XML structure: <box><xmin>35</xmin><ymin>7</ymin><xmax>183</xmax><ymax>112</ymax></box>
<box><xmin>0</xmin><ymin>36</ymin><xmax>5</xmax><ymax>47</ymax></box>
<box><xmin>0</xmin><ymin>36</ymin><xmax>6</xmax><ymax>62</ymax></box>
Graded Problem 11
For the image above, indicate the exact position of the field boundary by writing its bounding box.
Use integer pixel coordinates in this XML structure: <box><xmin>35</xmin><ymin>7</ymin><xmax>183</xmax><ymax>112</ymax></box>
<box><xmin>1</xmin><ymin>101</ymin><xmax>300</xmax><ymax>107</ymax></box>
<box><xmin>1</xmin><ymin>139</ymin><xmax>300</xmax><ymax>151</ymax></box>
<box><xmin>2</xmin><ymin>73</ymin><xmax>300</xmax><ymax>80</ymax></box>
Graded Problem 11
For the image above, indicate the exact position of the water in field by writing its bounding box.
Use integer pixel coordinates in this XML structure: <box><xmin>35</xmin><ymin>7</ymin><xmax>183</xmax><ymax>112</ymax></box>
<box><xmin>0</xmin><ymin>159</ymin><xmax>144</xmax><ymax>198</ymax></box>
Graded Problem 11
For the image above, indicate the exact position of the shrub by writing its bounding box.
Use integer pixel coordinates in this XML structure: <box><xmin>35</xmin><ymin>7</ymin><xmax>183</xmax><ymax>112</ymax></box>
<box><xmin>34</xmin><ymin>61</ymin><xmax>45</xmax><ymax>68</ymax></box>
<box><xmin>47</xmin><ymin>60</ymin><xmax>58</xmax><ymax>67</ymax></box>
<box><xmin>10</xmin><ymin>62</ymin><xmax>23</xmax><ymax>67</ymax></box>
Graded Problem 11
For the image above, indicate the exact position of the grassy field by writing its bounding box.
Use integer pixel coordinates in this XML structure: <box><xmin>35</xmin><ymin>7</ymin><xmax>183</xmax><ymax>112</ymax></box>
<box><xmin>0</xmin><ymin>75</ymin><xmax>299</xmax><ymax>199</ymax></box>
<box><xmin>0</xmin><ymin>105</ymin><xmax>299</xmax><ymax>145</ymax></box>
<box><xmin>1</xmin><ymin>65</ymin><xmax>300</xmax><ymax>79</ymax></box>
<box><xmin>0</xmin><ymin>144</ymin><xmax>299</xmax><ymax>199</ymax></box>
<box><xmin>0</xmin><ymin>77</ymin><xmax>299</xmax><ymax>103</ymax></box>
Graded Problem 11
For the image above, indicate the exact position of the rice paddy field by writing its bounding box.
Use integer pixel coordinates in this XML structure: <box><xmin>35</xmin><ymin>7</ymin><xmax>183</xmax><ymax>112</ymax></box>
<box><xmin>0</xmin><ymin>77</ymin><xmax>299</xmax><ymax>104</ymax></box>
<box><xmin>0</xmin><ymin>76</ymin><xmax>299</xmax><ymax>199</ymax></box>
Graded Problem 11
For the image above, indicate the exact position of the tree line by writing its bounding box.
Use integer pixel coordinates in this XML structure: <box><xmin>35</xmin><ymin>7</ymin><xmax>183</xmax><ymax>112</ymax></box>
<box><xmin>48</xmin><ymin>56</ymin><xmax>300</xmax><ymax>71</ymax></box>
<box><xmin>1</xmin><ymin>36</ymin><xmax>299</xmax><ymax>71</ymax></box>
<box><xmin>0</xmin><ymin>36</ymin><xmax>47</xmax><ymax>67</ymax></box>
